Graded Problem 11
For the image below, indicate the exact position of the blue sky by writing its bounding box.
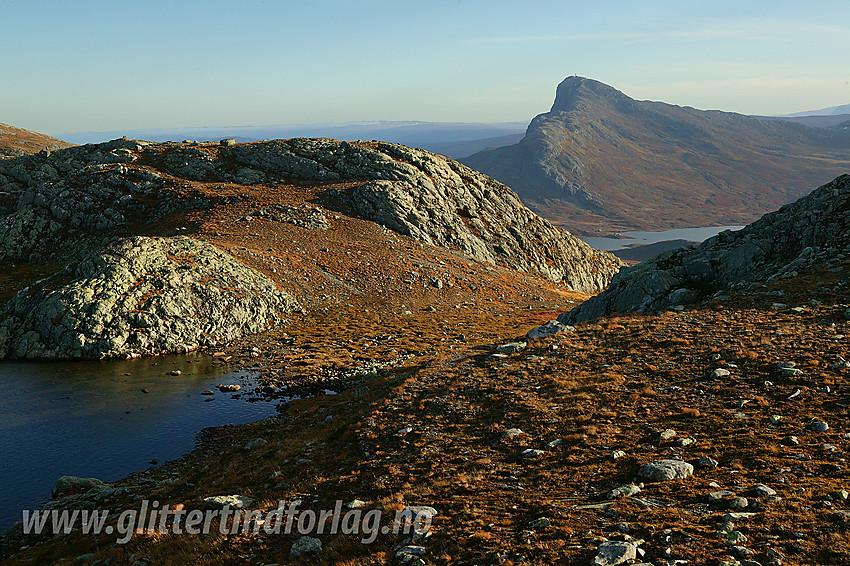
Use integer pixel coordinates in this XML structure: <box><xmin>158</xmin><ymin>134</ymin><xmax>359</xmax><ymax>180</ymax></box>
<box><xmin>2</xmin><ymin>0</ymin><xmax>849</xmax><ymax>136</ymax></box>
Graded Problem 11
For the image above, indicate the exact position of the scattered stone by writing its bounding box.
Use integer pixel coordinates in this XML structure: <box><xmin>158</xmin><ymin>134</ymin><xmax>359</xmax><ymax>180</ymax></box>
<box><xmin>496</xmin><ymin>342</ymin><xmax>527</xmax><ymax>354</ymax></box>
<box><xmin>658</xmin><ymin>429</ymin><xmax>677</xmax><ymax>441</ymax></box>
<box><xmin>711</xmin><ymin>368</ymin><xmax>731</xmax><ymax>379</ymax></box>
<box><xmin>502</xmin><ymin>428</ymin><xmax>524</xmax><ymax>439</ymax></box>
<box><xmin>608</xmin><ymin>484</ymin><xmax>641</xmax><ymax>499</ymax></box>
<box><xmin>728</xmin><ymin>497</ymin><xmax>749</xmax><ymax>510</ymax></box>
<box><xmin>591</xmin><ymin>540</ymin><xmax>638</xmax><ymax>566</ymax></box>
<box><xmin>720</xmin><ymin>530</ymin><xmax>748</xmax><ymax>544</ymax></box>
<box><xmin>290</xmin><ymin>535</ymin><xmax>321</xmax><ymax>557</ymax></box>
<box><xmin>753</xmin><ymin>484</ymin><xmax>777</xmax><ymax>497</ymax></box>
<box><xmin>637</xmin><ymin>459</ymin><xmax>694</xmax><ymax>482</ymax></box>
<box><xmin>218</xmin><ymin>384</ymin><xmax>241</xmax><ymax>392</ymax></box>
<box><xmin>169</xmin><ymin>369</ymin><xmax>182</xmax><ymax>376</ymax></box>
<box><xmin>808</xmin><ymin>419</ymin><xmax>829</xmax><ymax>432</ymax></box>
<box><xmin>220</xmin><ymin>138</ymin><xmax>237</xmax><ymax>147</ymax></box>
<box><xmin>521</xmin><ymin>448</ymin><xmax>546</xmax><ymax>459</ymax></box>
<box><xmin>396</xmin><ymin>545</ymin><xmax>426</xmax><ymax>558</ymax></box>
<box><xmin>709</xmin><ymin>490</ymin><xmax>735</xmax><ymax>502</ymax></box>
<box><xmin>525</xmin><ymin>320</ymin><xmax>574</xmax><ymax>340</ymax></box>
<box><xmin>243</xmin><ymin>438</ymin><xmax>268</xmax><ymax>450</ymax></box>
<box><xmin>201</xmin><ymin>390</ymin><xmax>214</xmax><ymax>395</ymax></box>
<box><xmin>697</xmin><ymin>456</ymin><xmax>719</xmax><ymax>469</ymax></box>
<box><xmin>203</xmin><ymin>495</ymin><xmax>254</xmax><ymax>509</ymax></box>
<box><xmin>723</xmin><ymin>512</ymin><xmax>757</xmax><ymax>522</ymax></box>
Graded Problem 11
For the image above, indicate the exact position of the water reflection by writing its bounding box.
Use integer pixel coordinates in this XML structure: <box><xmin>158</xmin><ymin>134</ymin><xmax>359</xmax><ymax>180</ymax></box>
<box><xmin>0</xmin><ymin>355</ymin><xmax>279</xmax><ymax>529</ymax></box>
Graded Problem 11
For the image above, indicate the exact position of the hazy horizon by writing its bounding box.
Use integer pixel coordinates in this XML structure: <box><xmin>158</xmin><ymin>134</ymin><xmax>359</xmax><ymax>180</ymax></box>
<box><xmin>2</xmin><ymin>0</ymin><xmax>849</xmax><ymax>137</ymax></box>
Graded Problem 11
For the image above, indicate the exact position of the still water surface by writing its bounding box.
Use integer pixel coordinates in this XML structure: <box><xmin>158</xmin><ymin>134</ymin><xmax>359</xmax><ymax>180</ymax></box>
<box><xmin>0</xmin><ymin>355</ymin><xmax>280</xmax><ymax>530</ymax></box>
<box><xmin>581</xmin><ymin>225</ymin><xmax>745</xmax><ymax>251</ymax></box>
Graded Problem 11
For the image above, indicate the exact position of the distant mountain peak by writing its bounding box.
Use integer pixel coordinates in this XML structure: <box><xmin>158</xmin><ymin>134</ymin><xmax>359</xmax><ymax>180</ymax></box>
<box><xmin>782</xmin><ymin>102</ymin><xmax>850</xmax><ymax>118</ymax></box>
<box><xmin>550</xmin><ymin>76</ymin><xmax>633</xmax><ymax>113</ymax></box>
<box><xmin>462</xmin><ymin>77</ymin><xmax>850</xmax><ymax>235</ymax></box>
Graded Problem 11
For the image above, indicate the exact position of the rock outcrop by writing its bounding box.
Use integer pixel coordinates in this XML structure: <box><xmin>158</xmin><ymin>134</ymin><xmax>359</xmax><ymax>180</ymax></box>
<box><xmin>0</xmin><ymin>236</ymin><xmax>297</xmax><ymax>359</ymax></box>
<box><xmin>229</xmin><ymin>138</ymin><xmax>623</xmax><ymax>293</ymax></box>
<box><xmin>562</xmin><ymin>174</ymin><xmax>850</xmax><ymax>323</ymax></box>
<box><xmin>463</xmin><ymin>76</ymin><xmax>850</xmax><ymax>234</ymax></box>
<box><xmin>2</xmin><ymin>136</ymin><xmax>620</xmax><ymax>292</ymax></box>
<box><xmin>0</xmin><ymin>131</ymin><xmax>623</xmax><ymax>360</ymax></box>
<box><xmin>0</xmin><ymin>138</ymin><xmax>215</xmax><ymax>263</ymax></box>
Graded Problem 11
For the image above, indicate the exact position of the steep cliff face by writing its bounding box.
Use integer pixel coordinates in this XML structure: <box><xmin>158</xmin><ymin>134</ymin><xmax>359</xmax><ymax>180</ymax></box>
<box><xmin>463</xmin><ymin>77</ymin><xmax>850</xmax><ymax>234</ymax></box>
<box><xmin>561</xmin><ymin>174</ymin><xmax>850</xmax><ymax>323</ymax></box>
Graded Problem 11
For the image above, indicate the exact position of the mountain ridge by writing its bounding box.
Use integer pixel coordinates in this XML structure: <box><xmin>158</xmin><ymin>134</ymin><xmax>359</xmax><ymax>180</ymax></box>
<box><xmin>0</xmin><ymin>122</ymin><xmax>74</xmax><ymax>158</ymax></box>
<box><xmin>463</xmin><ymin>77</ymin><xmax>850</xmax><ymax>234</ymax></box>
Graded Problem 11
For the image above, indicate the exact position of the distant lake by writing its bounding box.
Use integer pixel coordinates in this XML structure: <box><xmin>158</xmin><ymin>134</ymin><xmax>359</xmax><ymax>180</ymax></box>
<box><xmin>0</xmin><ymin>356</ymin><xmax>280</xmax><ymax>530</ymax></box>
<box><xmin>581</xmin><ymin>225</ymin><xmax>746</xmax><ymax>252</ymax></box>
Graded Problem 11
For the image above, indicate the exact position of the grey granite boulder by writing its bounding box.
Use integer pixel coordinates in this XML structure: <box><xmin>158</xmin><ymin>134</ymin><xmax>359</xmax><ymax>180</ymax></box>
<box><xmin>0</xmin><ymin>236</ymin><xmax>297</xmax><ymax>359</ymax></box>
<box><xmin>636</xmin><ymin>459</ymin><xmax>694</xmax><ymax>482</ymax></box>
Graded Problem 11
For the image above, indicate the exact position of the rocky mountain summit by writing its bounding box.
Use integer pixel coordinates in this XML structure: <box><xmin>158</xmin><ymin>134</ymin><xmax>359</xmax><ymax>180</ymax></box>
<box><xmin>463</xmin><ymin>76</ymin><xmax>850</xmax><ymax>234</ymax></box>
<box><xmin>0</xmin><ymin>130</ymin><xmax>621</xmax><ymax>359</ymax></box>
<box><xmin>562</xmin><ymin>174</ymin><xmax>850</xmax><ymax>323</ymax></box>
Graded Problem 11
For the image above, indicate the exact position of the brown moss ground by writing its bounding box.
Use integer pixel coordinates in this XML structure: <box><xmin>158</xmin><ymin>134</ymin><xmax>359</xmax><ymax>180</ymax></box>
<box><xmin>4</xmin><ymin>264</ymin><xmax>849</xmax><ymax>565</ymax></box>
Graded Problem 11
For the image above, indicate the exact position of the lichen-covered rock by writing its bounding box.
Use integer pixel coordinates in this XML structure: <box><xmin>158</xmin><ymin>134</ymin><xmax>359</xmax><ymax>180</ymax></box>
<box><xmin>290</xmin><ymin>535</ymin><xmax>322</xmax><ymax>557</ymax></box>
<box><xmin>228</xmin><ymin>138</ymin><xmax>623</xmax><ymax>293</ymax></box>
<box><xmin>0</xmin><ymin>236</ymin><xmax>297</xmax><ymax>359</ymax></box>
<box><xmin>563</xmin><ymin>174</ymin><xmax>850</xmax><ymax>323</ymax></box>
<box><xmin>203</xmin><ymin>495</ymin><xmax>254</xmax><ymax>509</ymax></box>
<box><xmin>637</xmin><ymin>459</ymin><xmax>694</xmax><ymax>482</ymax></box>
<box><xmin>52</xmin><ymin>476</ymin><xmax>104</xmax><ymax>498</ymax></box>
<box><xmin>0</xmin><ymin>138</ymin><xmax>211</xmax><ymax>263</ymax></box>
<box><xmin>591</xmin><ymin>540</ymin><xmax>638</xmax><ymax>566</ymax></box>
